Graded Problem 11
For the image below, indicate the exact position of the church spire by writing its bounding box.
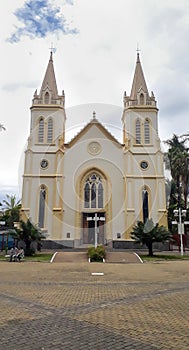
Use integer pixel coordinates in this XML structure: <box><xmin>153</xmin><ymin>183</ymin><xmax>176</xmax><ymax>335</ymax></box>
<box><xmin>130</xmin><ymin>52</ymin><xmax>149</xmax><ymax>100</ymax></box>
<box><xmin>39</xmin><ymin>51</ymin><xmax>58</xmax><ymax>99</ymax></box>
<box><xmin>123</xmin><ymin>53</ymin><xmax>157</xmax><ymax>108</ymax></box>
<box><xmin>32</xmin><ymin>51</ymin><xmax>65</xmax><ymax>107</ymax></box>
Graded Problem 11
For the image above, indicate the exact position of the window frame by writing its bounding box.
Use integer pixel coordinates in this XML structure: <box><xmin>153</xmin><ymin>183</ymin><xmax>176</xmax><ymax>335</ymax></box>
<box><xmin>84</xmin><ymin>174</ymin><xmax>104</xmax><ymax>209</ymax></box>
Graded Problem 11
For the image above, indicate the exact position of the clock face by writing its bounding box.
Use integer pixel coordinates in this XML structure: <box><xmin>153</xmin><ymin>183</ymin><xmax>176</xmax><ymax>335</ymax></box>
<box><xmin>140</xmin><ymin>161</ymin><xmax>148</xmax><ymax>170</ymax></box>
<box><xmin>40</xmin><ymin>159</ymin><xmax>48</xmax><ymax>169</ymax></box>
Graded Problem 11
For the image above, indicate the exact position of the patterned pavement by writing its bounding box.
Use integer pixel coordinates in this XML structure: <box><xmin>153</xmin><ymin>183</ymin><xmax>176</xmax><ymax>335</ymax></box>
<box><xmin>0</xmin><ymin>260</ymin><xmax>189</xmax><ymax>349</ymax></box>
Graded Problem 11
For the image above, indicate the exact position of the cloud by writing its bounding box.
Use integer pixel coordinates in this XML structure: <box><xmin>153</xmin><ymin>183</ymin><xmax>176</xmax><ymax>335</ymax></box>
<box><xmin>7</xmin><ymin>0</ymin><xmax>78</xmax><ymax>43</ymax></box>
<box><xmin>65</xmin><ymin>0</ymin><xmax>74</xmax><ymax>4</ymax></box>
<box><xmin>2</xmin><ymin>81</ymin><xmax>38</xmax><ymax>92</ymax></box>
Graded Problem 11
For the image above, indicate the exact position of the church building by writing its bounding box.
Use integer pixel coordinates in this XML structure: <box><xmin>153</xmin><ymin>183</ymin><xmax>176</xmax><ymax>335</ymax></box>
<box><xmin>21</xmin><ymin>52</ymin><xmax>167</xmax><ymax>247</ymax></box>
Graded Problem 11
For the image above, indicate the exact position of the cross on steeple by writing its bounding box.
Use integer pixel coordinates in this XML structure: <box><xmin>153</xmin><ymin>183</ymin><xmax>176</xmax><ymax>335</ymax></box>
<box><xmin>136</xmin><ymin>43</ymin><xmax>141</xmax><ymax>54</ymax></box>
<box><xmin>49</xmin><ymin>43</ymin><xmax>56</xmax><ymax>60</ymax></box>
<box><xmin>136</xmin><ymin>43</ymin><xmax>141</xmax><ymax>62</ymax></box>
<box><xmin>49</xmin><ymin>42</ymin><xmax>56</xmax><ymax>53</ymax></box>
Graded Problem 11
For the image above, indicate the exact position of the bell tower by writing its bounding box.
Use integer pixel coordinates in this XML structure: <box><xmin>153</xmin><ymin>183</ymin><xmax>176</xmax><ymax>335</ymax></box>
<box><xmin>30</xmin><ymin>51</ymin><xmax>66</xmax><ymax>147</ymax></box>
<box><xmin>122</xmin><ymin>52</ymin><xmax>158</xmax><ymax>147</ymax></box>
<box><xmin>21</xmin><ymin>52</ymin><xmax>66</xmax><ymax>238</ymax></box>
<box><xmin>122</xmin><ymin>53</ymin><xmax>167</xmax><ymax>236</ymax></box>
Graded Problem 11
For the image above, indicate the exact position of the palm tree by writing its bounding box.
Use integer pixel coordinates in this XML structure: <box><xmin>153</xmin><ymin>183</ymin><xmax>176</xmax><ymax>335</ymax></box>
<box><xmin>3</xmin><ymin>194</ymin><xmax>21</xmax><ymax>227</ymax></box>
<box><xmin>164</xmin><ymin>134</ymin><xmax>189</xmax><ymax>208</ymax></box>
<box><xmin>0</xmin><ymin>124</ymin><xmax>6</xmax><ymax>131</ymax></box>
<box><xmin>131</xmin><ymin>219</ymin><xmax>171</xmax><ymax>256</ymax></box>
<box><xmin>11</xmin><ymin>219</ymin><xmax>46</xmax><ymax>256</ymax></box>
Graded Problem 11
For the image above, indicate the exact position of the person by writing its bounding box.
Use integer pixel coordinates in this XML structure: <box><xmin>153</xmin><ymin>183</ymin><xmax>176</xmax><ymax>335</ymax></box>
<box><xmin>17</xmin><ymin>248</ymin><xmax>24</xmax><ymax>261</ymax></box>
<box><xmin>9</xmin><ymin>246</ymin><xmax>18</xmax><ymax>262</ymax></box>
<box><xmin>9</xmin><ymin>247</ymin><xmax>14</xmax><ymax>262</ymax></box>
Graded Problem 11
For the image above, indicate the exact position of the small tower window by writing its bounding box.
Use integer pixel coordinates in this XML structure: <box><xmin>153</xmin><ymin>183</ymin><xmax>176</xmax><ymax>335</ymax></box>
<box><xmin>44</xmin><ymin>92</ymin><xmax>50</xmax><ymax>104</ymax></box>
<box><xmin>47</xmin><ymin>118</ymin><xmax>53</xmax><ymax>143</ymax></box>
<box><xmin>135</xmin><ymin>119</ymin><xmax>141</xmax><ymax>144</ymax></box>
<box><xmin>140</xmin><ymin>93</ymin><xmax>144</xmax><ymax>105</ymax></box>
<box><xmin>144</xmin><ymin>119</ymin><xmax>150</xmax><ymax>144</ymax></box>
<box><xmin>38</xmin><ymin>118</ymin><xmax>44</xmax><ymax>143</ymax></box>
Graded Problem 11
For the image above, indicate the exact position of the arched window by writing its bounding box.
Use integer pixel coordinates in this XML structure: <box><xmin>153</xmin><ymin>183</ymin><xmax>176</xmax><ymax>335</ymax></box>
<box><xmin>84</xmin><ymin>183</ymin><xmax>90</xmax><ymax>208</ymax></box>
<box><xmin>98</xmin><ymin>183</ymin><xmax>103</xmax><ymax>208</ymax></box>
<box><xmin>38</xmin><ymin>186</ymin><xmax>46</xmax><ymax>228</ymax></box>
<box><xmin>144</xmin><ymin>119</ymin><xmax>150</xmax><ymax>144</ymax></box>
<box><xmin>44</xmin><ymin>92</ymin><xmax>49</xmax><ymax>104</ymax></box>
<box><xmin>136</xmin><ymin>119</ymin><xmax>141</xmax><ymax>144</ymax></box>
<box><xmin>142</xmin><ymin>188</ymin><xmax>149</xmax><ymax>223</ymax></box>
<box><xmin>47</xmin><ymin>118</ymin><xmax>53</xmax><ymax>143</ymax></box>
<box><xmin>91</xmin><ymin>183</ymin><xmax>96</xmax><ymax>208</ymax></box>
<box><xmin>84</xmin><ymin>173</ymin><xmax>104</xmax><ymax>209</ymax></box>
<box><xmin>140</xmin><ymin>93</ymin><xmax>144</xmax><ymax>105</ymax></box>
<box><xmin>38</xmin><ymin>118</ymin><xmax>44</xmax><ymax>143</ymax></box>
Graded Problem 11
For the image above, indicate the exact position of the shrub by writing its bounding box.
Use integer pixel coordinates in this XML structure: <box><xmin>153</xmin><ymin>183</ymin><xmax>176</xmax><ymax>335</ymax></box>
<box><xmin>87</xmin><ymin>245</ymin><xmax>106</xmax><ymax>262</ymax></box>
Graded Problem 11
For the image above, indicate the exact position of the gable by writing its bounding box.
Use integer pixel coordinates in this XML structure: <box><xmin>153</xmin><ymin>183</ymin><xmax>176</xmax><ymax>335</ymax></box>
<box><xmin>65</xmin><ymin>119</ymin><xmax>122</xmax><ymax>148</ymax></box>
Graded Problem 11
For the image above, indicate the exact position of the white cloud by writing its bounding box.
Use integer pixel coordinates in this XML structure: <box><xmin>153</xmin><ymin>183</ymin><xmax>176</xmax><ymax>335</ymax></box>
<box><xmin>7</xmin><ymin>0</ymin><xmax>78</xmax><ymax>43</ymax></box>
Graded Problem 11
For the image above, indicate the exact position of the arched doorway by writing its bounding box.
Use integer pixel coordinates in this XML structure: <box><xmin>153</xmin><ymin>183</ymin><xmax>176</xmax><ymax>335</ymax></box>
<box><xmin>82</xmin><ymin>172</ymin><xmax>106</xmax><ymax>245</ymax></box>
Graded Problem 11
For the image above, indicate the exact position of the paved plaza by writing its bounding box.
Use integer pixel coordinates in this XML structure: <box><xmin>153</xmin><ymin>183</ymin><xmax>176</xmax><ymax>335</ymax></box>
<box><xmin>0</xmin><ymin>259</ymin><xmax>189</xmax><ymax>349</ymax></box>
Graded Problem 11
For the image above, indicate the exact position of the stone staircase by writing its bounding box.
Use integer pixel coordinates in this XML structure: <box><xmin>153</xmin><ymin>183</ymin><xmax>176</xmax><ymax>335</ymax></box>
<box><xmin>52</xmin><ymin>251</ymin><xmax>88</xmax><ymax>263</ymax></box>
<box><xmin>105</xmin><ymin>251</ymin><xmax>142</xmax><ymax>264</ymax></box>
<box><xmin>52</xmin><ymin>250</ymin><xmax>142</xmax><ymax>264</ymax></box>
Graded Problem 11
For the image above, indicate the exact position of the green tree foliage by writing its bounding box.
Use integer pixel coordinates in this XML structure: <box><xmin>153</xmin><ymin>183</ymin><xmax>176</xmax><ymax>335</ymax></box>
<box><xmin>3</xmin><ymin>194</ymin><xmax>21</xmax><ymax>227</ymax></box>
<box><xmin>11</xmin><ymin>219</ymin><xmax>46</xmax><ymax>256</ymax></box>
<box><xmin>168</xmin><ymin>183</ymin><xmax>177</xmax><ymax>230</ymax></box>
<box><xmin>164</xmin><ymin>134</ymin><xmax>189</xmax><ymax>233</ymax></box>
<box><xmin>131</xmin><ymin>219</ymin><xmax>171</xmax><ymax>256</ymax></box>
<box><xmin>0</xmin><ymin>123</ymin><xmax>6</xmax><ymax>131</ymax></box>
<box><xmin>87</xmin><ymin>245</ymin><xmax>106</xmax><ymax>262</ymax></box>
<box><xmin>165</xmin><ymin>134</ymin><xmax>189</xmax><ymax>208</ymax></box>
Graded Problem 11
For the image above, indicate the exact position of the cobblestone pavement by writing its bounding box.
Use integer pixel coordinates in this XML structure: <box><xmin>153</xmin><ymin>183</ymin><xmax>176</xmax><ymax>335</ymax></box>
<box><xmin>0</xmin><ymin>260</ymin><xmax>189</xmax><ymax>349</ymax></box>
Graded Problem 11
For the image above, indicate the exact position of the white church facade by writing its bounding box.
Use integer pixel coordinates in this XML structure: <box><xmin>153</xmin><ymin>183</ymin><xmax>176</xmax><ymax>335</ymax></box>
<box><xmin>21</xmin><ymin>52</ymin><xmax>167</xmax><ymax>247</ymax></box>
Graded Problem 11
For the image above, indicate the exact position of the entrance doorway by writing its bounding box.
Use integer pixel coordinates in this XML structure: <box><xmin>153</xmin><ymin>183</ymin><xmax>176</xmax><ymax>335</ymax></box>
<box><xmin>83</xmin><ymin>213</ymin><xmax>105</xmax><ymax>245</ymax></box>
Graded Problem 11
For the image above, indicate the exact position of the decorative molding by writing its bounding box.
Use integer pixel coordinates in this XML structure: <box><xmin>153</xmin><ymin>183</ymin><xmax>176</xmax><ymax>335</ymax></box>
<box><xmin>126</xmin><ymin>175</ymin><xmax>164</xmax><ymax>179</ymax></box>
<box><xmin>87</xmin><ymin>141</ymin><xmax>102</xmax><ymax>155</ymax></box>
<box><xmin>23</xmin><ymin>174</ymin><xmax>63</xmax><ymax>178</ymax></box>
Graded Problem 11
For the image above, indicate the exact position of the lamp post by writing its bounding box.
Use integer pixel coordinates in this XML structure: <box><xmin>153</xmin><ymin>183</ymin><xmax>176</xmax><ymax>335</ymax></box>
<box><xmin>173</xmin><ymin>209</ymin><xmax>187</xmax><ymax>256</ymax></box>
<box><xmin>87</xmin><ymin>213</ymin><xmax>105</xmax><ymax>248</ymax></box>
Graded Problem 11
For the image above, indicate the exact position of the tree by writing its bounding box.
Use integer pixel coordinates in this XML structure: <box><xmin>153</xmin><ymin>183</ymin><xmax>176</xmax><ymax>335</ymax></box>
<box><xmin>3</xmin><ymin>194</ymin><xmax>21</xmax><ymax>227</ymax></box>
<box><xmin>11</xmin><ymin>219</ymin><xmax>46</xmax><ymax>256</ymax></box>
<box><xmin>0</xmin><ymin>124</ymin><xmax>6</xmax><ymax>131</ymax></box>
<box><xmin>164</xmin><ymin>134</ymin><xmax>189</xmax><ymax>208</ymax></box>
<box><xmin>166</xmin><ymin>180</ymin><xmax>178</xmax><ymax>231</ymax></box>
<box><xmin>131</xmin><ymin>218</ymin><xmax>171</xmax><ymax>256</ymax></box>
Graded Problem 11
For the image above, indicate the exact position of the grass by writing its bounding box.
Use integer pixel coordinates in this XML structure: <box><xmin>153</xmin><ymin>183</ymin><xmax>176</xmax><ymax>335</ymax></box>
<box><xmin>139</xmin><ymin>254</ymin><xmax>189</xmax><ymax>262</ymax></box>
<box><xmin>1</xmin><ymin>251</ymin><xmax>189</xmax><ymax>263</ymax></box>
<box><xmin>0</xmin><ymin>253</ymin><xmax>53</xmax><ymax>262</ymax></box>
<box><xmin>24</xmin><ymin>254</ymin><xmax>53</xmax><ymax>262</ymax></box>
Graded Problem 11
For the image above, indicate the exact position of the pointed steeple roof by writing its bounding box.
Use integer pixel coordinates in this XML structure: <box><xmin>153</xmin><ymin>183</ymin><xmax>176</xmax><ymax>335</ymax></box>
<box><xmin>39</xmin><ymin>51</ymin><xmax>58</xmax><ymax>99</ymax></box>
<box><xmin>130</xmin><ymin>53</ymin><xmax>149</xmax><ymax>100</ymax></box>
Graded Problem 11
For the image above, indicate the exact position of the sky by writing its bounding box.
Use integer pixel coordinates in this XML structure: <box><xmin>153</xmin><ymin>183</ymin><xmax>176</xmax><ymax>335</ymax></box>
<box><xmin>0</xmin><ymin>0</ymin><xmax>189</xmax><ymax>202</ymax></box>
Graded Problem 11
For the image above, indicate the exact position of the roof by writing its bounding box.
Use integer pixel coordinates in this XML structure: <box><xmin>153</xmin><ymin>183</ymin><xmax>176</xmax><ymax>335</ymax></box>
<box><xmin>39</xmin><ymin>51</ymin><xmax>58</xmax><ymax>99</ymax></box>
<box><xmin>130</xmin><ymin>53</ymin><xmax>149</xmax><ymax>100</ymax></box>
<box><xmin>65</xmin><ymin>112</ymin><xmax>122</xmax><ymax>148</ymax></box>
